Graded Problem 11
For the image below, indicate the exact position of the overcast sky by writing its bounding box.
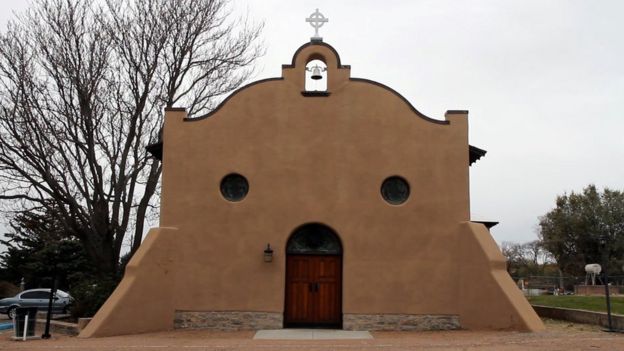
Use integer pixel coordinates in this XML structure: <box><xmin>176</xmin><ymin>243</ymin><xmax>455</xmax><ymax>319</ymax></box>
<box><xmin>0</xmin><ymin>0</ymin><xmax>623</xmax><ymax>246</ymax></box>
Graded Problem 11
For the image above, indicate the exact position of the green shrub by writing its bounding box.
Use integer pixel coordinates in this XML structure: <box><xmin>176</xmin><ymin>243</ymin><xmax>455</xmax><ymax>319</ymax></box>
<box><xmin>69</xmin><ymin>278</ymin><xmax>117</xmax><ymax>318</ymax></box>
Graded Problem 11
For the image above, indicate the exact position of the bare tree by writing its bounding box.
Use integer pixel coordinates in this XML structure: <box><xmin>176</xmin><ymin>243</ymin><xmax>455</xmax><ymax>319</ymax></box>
<box><xmin>501</xmin><ymin>240</ymin><xmax>554</xmax><ymax>277</ymax></box>
<box><xmin>0</xmin><ymin>0</ymin><xmax>263</xmax><ymax>278</ymax></box>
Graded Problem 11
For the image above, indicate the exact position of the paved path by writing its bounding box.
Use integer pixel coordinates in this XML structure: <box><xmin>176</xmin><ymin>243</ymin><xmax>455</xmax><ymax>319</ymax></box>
<box><xmin>254</xmin><ymin>329</ymin><xmax>373</xmax><ymax>339</ymax></box>
<box><xmin>0</xmin><ymin>319</ymin><xmax>622</xmax><ymax>350</ymax></box>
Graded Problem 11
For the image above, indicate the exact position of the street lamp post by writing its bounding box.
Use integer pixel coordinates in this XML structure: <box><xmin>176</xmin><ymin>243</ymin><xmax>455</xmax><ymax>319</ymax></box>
<box><xmin>601</xmin><ymin>234</ymin><xmax>614</xmax><ymax>332</ymax></box>
<box><xmin>42</xmin><ymin>247</ymin><xmax>59</xmax><ymax>339</ymax></box>
<box><xmin>41</xmin><ymin>276</ymin><xmax>56</xmax><ymax>339</ymax></box>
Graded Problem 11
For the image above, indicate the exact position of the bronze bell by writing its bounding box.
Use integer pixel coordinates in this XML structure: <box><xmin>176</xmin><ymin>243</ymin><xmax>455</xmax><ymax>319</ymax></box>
<box><xmin>310</xmin><ymin>66</ymin><xmax>323</xmax><ymax>80</ymax></box>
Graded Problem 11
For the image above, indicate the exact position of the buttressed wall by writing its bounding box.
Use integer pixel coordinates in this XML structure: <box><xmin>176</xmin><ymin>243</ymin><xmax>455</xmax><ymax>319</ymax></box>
<box><xmin>81</xmin><ymin>42</ymin><xmax>543</xmax><ymax>337</ymax></box>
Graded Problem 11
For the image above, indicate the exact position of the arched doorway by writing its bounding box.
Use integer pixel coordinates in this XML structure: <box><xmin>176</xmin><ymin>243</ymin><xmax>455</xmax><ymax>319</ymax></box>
<box><xmin>284</xmin><ymin>223</ymin><xmax>342</xmax><ymax>328</ymax></box>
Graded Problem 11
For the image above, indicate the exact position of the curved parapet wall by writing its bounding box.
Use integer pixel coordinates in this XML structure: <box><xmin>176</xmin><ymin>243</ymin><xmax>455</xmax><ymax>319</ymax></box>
<box><xmin>282</xmin><ymin>41</ymin><xmax>351</xmax><ymax>69</ymax></box>
<box><xmin>189</xmin><ymin>41</ymin><xmax>450</xmax><ymax>125</ymax></box>
<box><xmin>458</xmin><ymin>222</ymin><xmax>544</xmax><ymax>331</ymax></box>
<box><xmin>348</xmin><ymin>78</ymin><xmax>449</xmax><ymax>125</ymax></box>
<box><xmin>185</xmin><ymin>78</ymin><xmax>284</xmax><ymax>121</ymax></box>
<box><xmin>79</xmin><ymin>227</ymin><xmax>178</xmax><ymax>337</ymax></box>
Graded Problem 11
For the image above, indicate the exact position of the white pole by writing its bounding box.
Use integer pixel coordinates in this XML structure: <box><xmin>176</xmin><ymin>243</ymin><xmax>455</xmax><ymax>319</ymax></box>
<box><xmin>22</xmin><ymin>314</ymin><xmax>28</xmax><ymax>341</ymax></box>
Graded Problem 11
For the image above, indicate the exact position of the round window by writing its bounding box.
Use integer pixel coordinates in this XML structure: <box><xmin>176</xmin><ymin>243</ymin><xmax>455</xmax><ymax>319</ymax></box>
<box><xmin>381</xmin><ymin>176</ymin><xmax>410</xmax><ymax>205</ymax></box>
<box><xmin>220</xmin><ymin>173</ymin><xmax>249</xmax><ymax>202</ymax></box>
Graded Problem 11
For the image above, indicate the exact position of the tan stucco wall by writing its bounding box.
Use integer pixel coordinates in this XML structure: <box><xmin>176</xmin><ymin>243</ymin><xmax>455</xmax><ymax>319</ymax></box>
<box><xmin>80</xmin><ymin>227</ymin><xmax>177</xmax><ymax>337</ymax></box>
<box><xmin>82</xmin><ymin>42</ymin><xmax>543</xmax><ymax>336</ymax></box>
<box><xmin>458</xmin><ymin>222</ymin><xmax>544</xmax><ymax>331</ymax></box>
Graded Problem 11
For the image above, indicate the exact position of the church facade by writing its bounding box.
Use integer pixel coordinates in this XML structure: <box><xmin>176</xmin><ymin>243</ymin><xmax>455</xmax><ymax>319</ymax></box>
<box><xmin>81</xmin><ymin>41</ymin><xmax>543</xmax><ymax>337</ymax></box>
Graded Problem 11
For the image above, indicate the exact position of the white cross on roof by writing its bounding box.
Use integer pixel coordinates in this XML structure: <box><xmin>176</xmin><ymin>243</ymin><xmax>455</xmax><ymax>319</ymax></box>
<box><xmin>305</xmin><ymin>9</ymin><xmax>328</xmax><ymax>41</ymax></box>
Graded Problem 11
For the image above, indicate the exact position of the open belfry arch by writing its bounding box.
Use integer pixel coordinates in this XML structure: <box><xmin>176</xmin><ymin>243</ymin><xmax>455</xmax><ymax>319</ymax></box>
<box><xmin>80</xmin><ymin>12</ymin><xmax>543</xmax><ymax>337</ymax></box>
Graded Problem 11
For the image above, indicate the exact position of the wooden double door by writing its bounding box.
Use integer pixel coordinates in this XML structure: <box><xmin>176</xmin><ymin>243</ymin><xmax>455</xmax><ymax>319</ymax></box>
<box><xmin>284</xmin><ymin>255</ymin><xmax>342</xmax><ymax>327</ymax></box>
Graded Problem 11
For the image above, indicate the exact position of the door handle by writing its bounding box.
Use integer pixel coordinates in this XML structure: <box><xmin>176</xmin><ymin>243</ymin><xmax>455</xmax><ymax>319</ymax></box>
<box><xmin>315</xmin><ymin>282</ymin><xmax>320</xmax><ymax>292</ymax></box>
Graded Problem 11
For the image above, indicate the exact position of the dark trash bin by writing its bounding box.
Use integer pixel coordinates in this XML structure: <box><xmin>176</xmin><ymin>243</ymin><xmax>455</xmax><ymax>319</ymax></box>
<box><xmin>13</xmin><ymin>307</ymin><xmax>38</xmax><ymax>339</ymax></box>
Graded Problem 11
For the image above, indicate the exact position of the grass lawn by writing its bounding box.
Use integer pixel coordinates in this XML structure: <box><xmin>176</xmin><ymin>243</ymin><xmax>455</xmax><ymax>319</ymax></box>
<box><xmin>528</xmin><ymin>295</ymin><xmax>624</xmax><ymax>315</ymax></box>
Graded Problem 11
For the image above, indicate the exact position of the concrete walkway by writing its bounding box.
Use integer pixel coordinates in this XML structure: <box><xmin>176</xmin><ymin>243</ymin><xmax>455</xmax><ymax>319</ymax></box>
<box><xmin>254</xmin><ymin>329</ymin><xmax>373</xmax><ymax>340</ymax></box>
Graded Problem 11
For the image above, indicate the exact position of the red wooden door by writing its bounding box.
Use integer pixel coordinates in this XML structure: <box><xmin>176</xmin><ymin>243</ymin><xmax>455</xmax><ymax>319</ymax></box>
<box><xmin>285</xmin><ymin>255</ymin><xmax>342</xmax><ymax>327</ymax></box>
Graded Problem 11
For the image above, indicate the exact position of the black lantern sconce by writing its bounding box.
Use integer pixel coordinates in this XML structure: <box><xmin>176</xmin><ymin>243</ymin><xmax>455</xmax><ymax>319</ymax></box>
<box><xmin>263</xmin><ymin>243</ymin><xmax>274</xmax><ymax>263</ymax></box>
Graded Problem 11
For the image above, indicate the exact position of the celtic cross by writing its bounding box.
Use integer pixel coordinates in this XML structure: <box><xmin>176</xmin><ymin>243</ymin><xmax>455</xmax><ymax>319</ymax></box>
<box><xmin>305</xmin><ymin>9</ymin><xmax>328</xmax><ymax>41</ymax></box>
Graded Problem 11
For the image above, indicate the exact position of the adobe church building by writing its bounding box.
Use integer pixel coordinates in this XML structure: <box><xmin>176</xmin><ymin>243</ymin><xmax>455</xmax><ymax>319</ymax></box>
<box><xmin>80</xmin><ymin>38</ymin><xmax>543</xmax><ymax>337</ymax></box>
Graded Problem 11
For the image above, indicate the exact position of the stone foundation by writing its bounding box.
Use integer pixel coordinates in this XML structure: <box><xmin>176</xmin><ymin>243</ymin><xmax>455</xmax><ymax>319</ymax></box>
<box><xmin>174</xmin><ymin>311</ymin><xmax>459</xmax><ymax>331</ymax></box>
<box><xmin>343</xmin><ymin>314</ymin><xmax>460</xmax><ymax>331</ymax></box>
<box><xmin>174</xmin><ymin>311</ymin><xmax>283</xmax><ymax>330</ymax></box>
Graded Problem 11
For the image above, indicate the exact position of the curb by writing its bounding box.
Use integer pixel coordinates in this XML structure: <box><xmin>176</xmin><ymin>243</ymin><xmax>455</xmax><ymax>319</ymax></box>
<box><xmin>532</xmin><ymin>304</ymin><xmax>624</xmax><ymax>329</ymax></box>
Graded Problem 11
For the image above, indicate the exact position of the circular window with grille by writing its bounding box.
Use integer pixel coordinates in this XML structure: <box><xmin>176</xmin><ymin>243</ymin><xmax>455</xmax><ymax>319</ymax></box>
<box><xmin>220</xmin><ymin>173</ymin><xmax>249</xmax><ymax>202</ymax></box>
<box><xmin>381</xmin><ymin>176</ymin><xmax>410</xmax><ymax>205</ymax></box>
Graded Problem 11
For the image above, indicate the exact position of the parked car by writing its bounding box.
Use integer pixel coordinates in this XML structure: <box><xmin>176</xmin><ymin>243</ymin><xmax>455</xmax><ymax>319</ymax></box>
<box><xmin>0</xmin><ymin>289</ymin><xmax>73</xmax><ymax>319</ymax></box>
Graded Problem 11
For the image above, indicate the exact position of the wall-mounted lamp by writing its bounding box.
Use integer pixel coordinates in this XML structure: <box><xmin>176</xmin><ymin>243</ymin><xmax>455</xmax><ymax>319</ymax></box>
<box><xmin>263</xmin><ymin>243</ymin><xmax>274</xmax><ymax>263</ymax></box>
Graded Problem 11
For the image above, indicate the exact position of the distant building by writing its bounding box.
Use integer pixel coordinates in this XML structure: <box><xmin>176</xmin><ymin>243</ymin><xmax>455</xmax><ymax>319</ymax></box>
<box><xmin>81</xmin><ymin>41</ymin><xmax>543</xmax><ymax>337</ymax></box>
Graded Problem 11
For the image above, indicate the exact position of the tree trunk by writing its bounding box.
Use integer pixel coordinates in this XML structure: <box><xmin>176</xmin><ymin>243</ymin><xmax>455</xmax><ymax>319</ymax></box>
<box><xmin>131</xmin><ymin>161</ymin><xmax>162</xmax><ymax>256</ymax></box>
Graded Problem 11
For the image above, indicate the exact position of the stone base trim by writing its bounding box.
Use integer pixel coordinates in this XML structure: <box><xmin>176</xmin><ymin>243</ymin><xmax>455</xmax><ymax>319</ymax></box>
<box><xmin>174</xmin><ymin>311</ymin><xmax>283</xmax><ymax>331</ymax></box>
<box><xmin>343</xmin><ymin>313</ymin><xmax>460</xmax><ymax>331</ymax></box>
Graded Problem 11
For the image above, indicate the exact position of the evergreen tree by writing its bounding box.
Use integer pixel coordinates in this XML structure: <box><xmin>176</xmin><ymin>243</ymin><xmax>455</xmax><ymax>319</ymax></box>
<box><xmin>539</xmin><ymin>185</ymin><xmax>624</xmax><ymax>276</ymax></box>
<box><xmin>0</xmin><ymin>202</ymin><xmax>96</xmax><ymax>291</ymax></box>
